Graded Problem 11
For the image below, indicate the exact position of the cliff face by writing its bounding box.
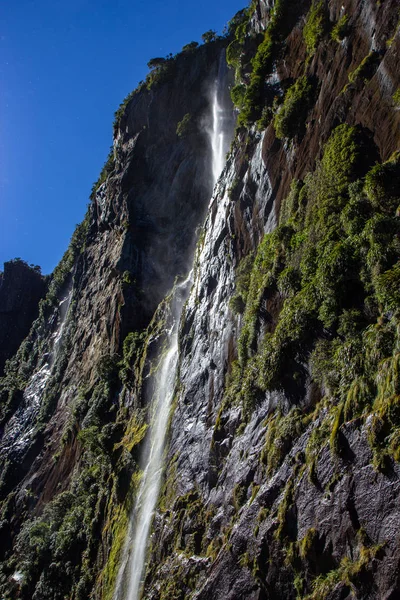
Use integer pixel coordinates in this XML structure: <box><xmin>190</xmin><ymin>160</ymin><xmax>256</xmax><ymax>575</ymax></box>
<box><xmin>0</xmin><ymin>1</ymin><xmax>400</xmax><ymax>599</ymax></box>
<box><xmin>143</xmin><ymin>0</ymin><xmax>400</xmax><ymax>598</ymax></box>
<box><xmin>0</xmin><ymin>260</ymin><xmax>46</xmax><ymax>376</ymax></box>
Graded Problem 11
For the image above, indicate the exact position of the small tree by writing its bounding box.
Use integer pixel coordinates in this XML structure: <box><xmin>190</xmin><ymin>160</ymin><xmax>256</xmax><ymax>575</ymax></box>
<box><xmin>202</xmin><ymin>29</ymin><xmax>217</xmax><ymax>44</ymax></box>
<box><xmin>182</xmin><ymin>41</ymin><xmax>199</xmax><ymax>52</ymax></box>
<box><xmin>147</xmin><ymin>57</ymin><xmax>166</xmax><ymax>70</ymax></box>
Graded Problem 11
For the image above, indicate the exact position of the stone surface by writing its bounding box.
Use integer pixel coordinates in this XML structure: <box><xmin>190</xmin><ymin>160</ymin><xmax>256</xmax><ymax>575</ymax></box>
<box><xmin>0</xmin><ymin>1</ymin><xmax>400</xmax><ymax>598</ymax></box>
<box><xmin>0</xmin><ymin>260</ymin><xmax>46</xmax><ymax>376</ymax></box>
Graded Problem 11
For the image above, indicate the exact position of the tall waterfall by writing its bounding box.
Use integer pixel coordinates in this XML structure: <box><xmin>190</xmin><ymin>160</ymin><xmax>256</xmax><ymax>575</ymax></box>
<box><xmin>114</xmin><ymin>275</ymin><xmax>192</xmax><ymax>600</ymax></box>
<box><xmin>208</xmin><ymin>50</ymin><xmax>234</xmax><ymax>185</ymax></box>
<box><xmin>114</xmin><ymin>49</ymin><xmax>234</xmax><ymax>600</ymax></box>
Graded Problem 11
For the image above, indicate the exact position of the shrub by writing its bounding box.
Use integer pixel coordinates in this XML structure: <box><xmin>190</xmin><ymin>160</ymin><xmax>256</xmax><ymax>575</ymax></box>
<box><xmin>176</xmin><ymin>113</ymin><xmax>192</xmax><ymax>138</ymax></box>
<box><xmin>348</xmin><ymin>51</ymin><xmax>380</xmax><ymax>84</ymax></box>
<box><xmin>364</xmin><ymin>155</ymin><xmax>400</xmax><ymax>214</ymax></box>
<box><xmin>230</xmin><ymin>83</ymin><xmax>246</xmax><ymax>108</ymax></box>
<box><xmin>303</xmin><ymin>1</ymin><xmax>329</xmax><ymax>55</ymax></box>
<box><xmin>393</xmin><ymin>88</ymin><xmax>400</xmax><ymax>106</ymax></box>
<box><xmin>182</xmin><ymin>41</ymin><xmax>198</xmax><ymax>52</ymax></box>
<box><xmin>331</xmin><ymin>14</ymin><xmax>349</xmax><ymax>42</ymax></box>
<box><xmin>238</xmin><ymin>0</ymin><xmax>290</xmax><ymax>125</ymax></box>
<box><xmin>147</xmin><ymin>57</ymin><xmax>167</xmax><ymax>70</ymax></box>
<box><xmin>273</xmin><ymin>76</ymin><xmax>314</xmax><ymax>139</ymax></box>
<box><xmin>202</xmin><ymin>30</ymin><xmax>217</xmax><ymax>44</ymax></box>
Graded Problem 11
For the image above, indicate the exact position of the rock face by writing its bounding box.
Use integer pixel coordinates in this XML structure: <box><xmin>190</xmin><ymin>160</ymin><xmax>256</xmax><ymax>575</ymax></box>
<box><xmin>0</xmin><ymin>1</ymin><xmax>400</xmax><ymax>599</ymax></box>
<box><xmin>0</xmin><ymin>260</ymin><xmax>46</xmax><ymax>376</ymax></box>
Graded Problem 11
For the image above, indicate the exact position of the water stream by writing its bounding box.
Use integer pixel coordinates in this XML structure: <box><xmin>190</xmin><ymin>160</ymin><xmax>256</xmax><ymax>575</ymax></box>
<box><xmin>114</xmin><ymin>49</ymin><xmax>234</xmax><ymax>600</ymax></box>
<box><xmin>114</xmin><ymin>274</ymin><xmax>192</xmax><ymax>600</ymax></box>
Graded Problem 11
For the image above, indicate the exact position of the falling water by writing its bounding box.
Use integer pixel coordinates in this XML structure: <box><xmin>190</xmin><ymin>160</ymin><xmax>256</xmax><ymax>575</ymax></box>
<box><xmin>114</xmin><ymin>275</ymin><xmax>192</xmax><ymax>600</ymax></box>
<box><xmin>208</xmin><ymin>50</ymin><xmax>234</xmax><ymax>185</ymax></box>
<box><xmin>114</xmin><ymin>49</ymin><xmax>234</xmax><ymax>600</ymax></box>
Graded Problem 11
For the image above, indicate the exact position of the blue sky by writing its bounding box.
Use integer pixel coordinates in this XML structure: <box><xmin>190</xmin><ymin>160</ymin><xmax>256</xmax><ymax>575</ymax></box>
<box><xmin>1</xmin><ymin>0</ymin><xmax>245</xmax><ymax>274</ymax></box>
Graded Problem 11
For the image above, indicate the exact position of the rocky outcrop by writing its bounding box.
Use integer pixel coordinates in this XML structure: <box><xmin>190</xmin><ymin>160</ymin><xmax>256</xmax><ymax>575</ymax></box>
<box><xmin>0</xmin><ymin>38</ymin><xmax>235</xmax><ymax>600</ymax></box>
<box><xmin>142</xmin><ymin>0</ymin><xmax>400</xmax><ymax>598</ymax></box>
<box><xmin>0</xmin><ymin>260</ymin><xmax>46</xmax><ymax>376</ymax></box>
<box><xmin>0</xmin><ymin>0</ymin><xmax>399</xmax><ymax>599</ymax></box>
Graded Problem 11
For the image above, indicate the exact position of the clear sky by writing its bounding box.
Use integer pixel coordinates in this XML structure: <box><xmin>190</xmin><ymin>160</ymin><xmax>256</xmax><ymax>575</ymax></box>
<box><xmin>1</xmin><ymin>0</ymin><xmax>245</xmax><ymax>274</ymax></box>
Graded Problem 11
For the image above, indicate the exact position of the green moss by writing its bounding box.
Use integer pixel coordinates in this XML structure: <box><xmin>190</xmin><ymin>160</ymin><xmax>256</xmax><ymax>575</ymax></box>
<box><xmin>329</xmin><ymin>402</ymin><xmax>344</xmax><ymax>455</ymax></box>
<box><xmin>305</xmin><ymin>414</ymin><xmax>331</xmax><ymax>483</ymax></box>
<box><xmin>274</xmin><ymin>478</ymin><xmax>294</xmax><ymax>541</ymax></box>
<box><xmin>229</xmin><ymin>253</ymin><xmax>255</xmax><ymax>315</ymax></box>
<box><xmin>176</xmin><ymin>113</ymin><xmax>192</xmax><ymax>138</ymax></box>
<box><xmin>230</xmin><ymin>83</ymin><xmax>247</xmax><ymax>109</ymax></box>
<box><xmin>331</xmin><ymin>14</ymin><xmax>349</xmax><ymax>42</ymax></box>
<box><xmin>299</xmin><ymin>528</ymin><xmax>317</xmax><ymax>560</ymax></box>
<box><xmin>261</xmin><ymin>408</ymin><xmax>310</xmax><ymax>475</ymax></box>
<box><xmin>273</xmin><ymin>76</ymin><xmax>315</xmax><ymax>139</ymax></box>
<box><xmin>232</xmin><ymin>482</ymin><xmax>248</xmax><ymax>511</ymax></box>
<box><xmin>100</xmin><ymin>472</ymin><xmax>143</xmax><ymax>600</ymax></box>
<box><xmin>364</xmin><ymin>153</ymin><xmax>400</xmax><ymax>214</ymax></box>
<box><xmin>348</xmin><ymin>51</ymin><xmax>380</xmax><ymax>84</ymax></box>
<box><xmin>303</xmin><ymin>1</ymin><xmax>329</xmax><ymax>55</ymax></box>
<box><xmin>118</xmin><ymin>330</ymin><xmax>146</xmax><ymax>387</ymax></box>
<box><xmin>305</xmin><ymin>543</ymin><xmax>383</xmax><ymax>599</ymax></box>
<box><xmin>238</xmin><ymin>0</ymin><xmax>291</xmax><ymax>125</ymax></box>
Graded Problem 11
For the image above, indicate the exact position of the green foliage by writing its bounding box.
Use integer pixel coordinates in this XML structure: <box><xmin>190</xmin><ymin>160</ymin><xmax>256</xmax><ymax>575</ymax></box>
<box><xmin>223</xmin><ymin>122</ymin><xmax>400</xmax><ymax>489</ymax></box>
<box><xmin>303</xmin><ymin>1</ymin><xmax>328</xmax><ymax>55</ymax></box>
<box><xmin>182</xmin><ymin>41</ymin><xmax>199</xmax><ymax>52</ymax></box>
<box><xmin>364</xmin><ymin>153</ymin><xmax>400</xmax><ymax>214</ymax></box>
<box><xmin>230</xmin><ymin>83</ymin><xmax>246</xmax><ymax>108</ymax></box>
<box><xmin>375</xmin><ymin>263</ymin><xmax>400</xmax><ymax>312</ymax></box>
<box><xmin>393</xmin><ymin>88</ymin><xmax>400</xmax><ymax>106</ymax></box>
<box><xmin>229</xmin><ymin>253</ymin><xmax>255</xmax><ymax>315</ymax></box>
<box><xmin>90</xmin><ymin>147</ymin><xmax>115</xmax><ymax>200</ymax></box>
<box><xmin>147</xmin><ymin>57</ymin><xmax>167</xmax><ymax>70</ymax></box>
<box><xmin>274</xmin><ymin>479</ymin><xmax>294</xmax><ymax>541</ymax></box>
<box><xmin>305</xmin><ymin>543</ymin><xmax>383</xmax><ymax>599</ymax></box>
<box><xmin>176</xmin><ymin>113</ymin><xmax>192</xmax><ymax>138</ymax></box>
<box><xmin>145</xmin><ymin>56</ymin><xmax>176</xmax><ymax>89</ymax></box>
<box><xmin>232</xmin><ymin>482</ymin><xmax>248</xmax><ymax>511</ymax></box>
<box><xmin>348</xmin><ymin>51</ymin><xmax>380</xmax><ymax>84</ymax></box>
<box><xmin>331</xmin><ymin>14</ymin><xmax>349</xmax><ymax>42</ymax></box>
<box><xmin>273</xmin><ymin>76</ymin><xmax>315</xmax><ymax>139</ymax></box>
<box><xmin>261</xmin><ymin>408</ymin><xmax>311</xmax><ymax>475</ymax></box>
<box><xmin>238</xmin><ymin>0</ymin><xmax>291</xmax><ymax>125</ymax></box>
<box><xmin>118</xmin><ymin>330</ymin><xmax>146</xmax><ymax>387</ymax></box>
<box><xmin>201</xmin><ymin>29</ymin><xmax>217</xmax><ymax>44</ymax></box>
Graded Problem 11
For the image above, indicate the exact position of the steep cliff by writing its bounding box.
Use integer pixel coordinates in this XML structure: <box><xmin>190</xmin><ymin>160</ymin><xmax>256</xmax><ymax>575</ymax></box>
<box><xmin>0</xmin><ymin>260</ymin><xmax>46</xmax><ymax>376</ymax></box>
<box><xmin>0</xmin><ymin>0</ymin><xmax>399</xmax><ymax>599</ymax></box>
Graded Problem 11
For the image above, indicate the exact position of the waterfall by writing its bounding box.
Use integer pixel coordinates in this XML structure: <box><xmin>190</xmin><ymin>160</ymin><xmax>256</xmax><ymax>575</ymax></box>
<box><xmin>208</xmin><ymin>50</ymin><xmax>235</xmax><ymax>185</ymax></box>
<box><xmin>114</xmin><ymin>274</ymin><xmax>192</xmax><ymax>600</ymax></box>
<box><xmin>114</xmin><ymin>49</ymin><xmax>235</xmax><ymax>600</ymax></box>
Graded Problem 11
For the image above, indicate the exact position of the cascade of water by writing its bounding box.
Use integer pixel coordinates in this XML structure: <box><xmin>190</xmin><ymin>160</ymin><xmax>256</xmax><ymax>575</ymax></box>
<box><xmin>113</xmin><ymin>275</ymin><xmax>192</xmax><ymax>600</ymax></box>
<box><xmin>114</xmin><ymin>49</ymin><xmax>234</xmax><ymax>600</ymax></box>
<box><xmin>208</xmin><ymin>50</ymin><xmax>234</xmax><ymax>185</ymax></box>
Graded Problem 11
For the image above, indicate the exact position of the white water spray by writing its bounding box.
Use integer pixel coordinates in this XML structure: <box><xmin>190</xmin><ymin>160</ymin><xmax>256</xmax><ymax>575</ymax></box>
<box><xmin>208</xmin><ymin>50</ymin><xmax>234</xmax><ymax>186</ymax></box>
<box><xmin>114</xmin><ymin>49</ymin><xmax>234</xmax><ymax>600</ymax></box>
<box><xmin>114</xmin><ymin>275</ymin><xmax>192</xmax><ymax>600</ymax></box>
<box><xmin>210</xmin><ymin>89</ymin><xmax>225</xmax><ymax>184</ymax></box>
